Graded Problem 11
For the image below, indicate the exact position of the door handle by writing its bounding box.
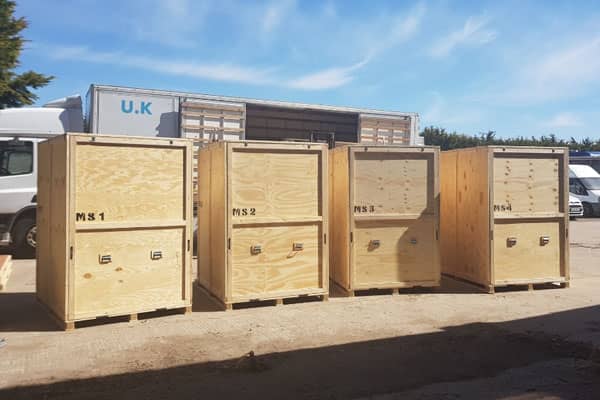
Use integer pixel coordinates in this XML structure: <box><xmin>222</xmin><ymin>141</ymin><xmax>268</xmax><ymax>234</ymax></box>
<box><xmin>250</xmin><ymin>245</ymin><xmax>262</xmax><ymax>255</ymax></box>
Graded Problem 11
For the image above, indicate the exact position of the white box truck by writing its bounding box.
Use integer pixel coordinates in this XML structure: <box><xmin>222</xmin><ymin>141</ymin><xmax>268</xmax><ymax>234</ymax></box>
<box><xmin>1</xmin><ymin>83</ymin><xmax>420</xmax><ymax>257</ymax></box>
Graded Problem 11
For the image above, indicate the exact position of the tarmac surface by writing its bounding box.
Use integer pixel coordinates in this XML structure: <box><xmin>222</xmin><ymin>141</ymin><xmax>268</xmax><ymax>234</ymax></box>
<box><xmin>0</xmin><ymin>219</ymin><xmax>599</xmax><ymax>399</ymax></box>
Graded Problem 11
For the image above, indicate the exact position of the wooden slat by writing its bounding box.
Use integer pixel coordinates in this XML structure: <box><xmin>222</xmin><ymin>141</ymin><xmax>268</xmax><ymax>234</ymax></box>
<box><xmin>182</xmin><ymin>124</ymin><xmax>244</xmax><ymax>133</ymax></box>
<box><xmin>181</xmin><ymin>101</ymin><xmax>244</xmax><ymax>112</ymax></box>
<box><xmin>0</xmin><ymin>255</ymin><xmax>12</xmax><ymax>291</ymax></box>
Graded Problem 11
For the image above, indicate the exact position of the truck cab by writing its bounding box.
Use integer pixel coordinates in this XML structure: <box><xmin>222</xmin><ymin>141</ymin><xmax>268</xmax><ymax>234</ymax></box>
<box><xmin>0</xmin><ymin>96</ymin><xmax>83</xmax><ymax>257</ymax></box>
<box><xmin>569</xmin><ymin>164</ymin><xmax>600</xmax><ymax>217</ymax></box>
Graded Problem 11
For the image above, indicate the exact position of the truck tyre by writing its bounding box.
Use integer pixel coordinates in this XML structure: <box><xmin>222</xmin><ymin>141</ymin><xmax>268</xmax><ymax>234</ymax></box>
<box><xmin>582</xmin><ymin>203</ymin><xmax>594</xmax><ymax>218</ymax></box>
<box><xmin>13</xmin><ymin>218</ymin><xmax>36</xmax><ymax>259</ymax></box>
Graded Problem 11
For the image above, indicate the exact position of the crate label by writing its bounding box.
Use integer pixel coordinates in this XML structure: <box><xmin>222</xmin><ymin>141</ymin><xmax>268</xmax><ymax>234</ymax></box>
<box><xmin>493</xmin><ymin>203</ymin><xmax>512</xmax><ymax>212</ymax></box>
<box><xmin>354</xmin><ymin>205</ymin><xmax>376</xmax><ymax>213</ymax></box>
<box><xmin>232</xmin><ymin>208</ymin><xmax>256</xmax><ymax>217</ymax></box>
<box><xmin>75</xmin><ymin>212</ymin><xmax>106</xmax><ymax>221</ymax></box>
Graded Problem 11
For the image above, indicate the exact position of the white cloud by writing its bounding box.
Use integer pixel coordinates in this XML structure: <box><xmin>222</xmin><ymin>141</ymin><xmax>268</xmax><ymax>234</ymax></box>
<box><xmin>422</xmin><ymin>92</ymin><xmax>444</xmax><ymax>123</ymax></box>
<box><xmin>544</xmin><ymin>112</ymin><xmax>583</xmax><ymax>128</ymax></box>
<box><xmin>48</xmin><ymin>45</ymin><xmax>276</xmax><ymax>85</ymax></box>
<box><xmin>366</xmin><ymin>2</ymin><xmax>426</xmax><ymax>59</ymax></box>
<box><xmin>321</xmin><ymin>1</ymin><xmax>337</xmax><ymax>18</ymax></box>
<box><xmin>429</xmin><ymin>15</ymin><xmax>496</xmax><ymax>58</ymax></box>
<box><xmin>287</xmin><ymin>59</ymin><xmax>369</xmax><ymax>90</ymax></box>
<box><xmin>286</xmin><ymin>3</ymin><xmax>426</xmax><ymax>90</ymax></box>
<box><xmin>47</xmin><ymin>44</ymin><xmax>367</xmax><ymax>90</ymax></box>
<box><xmin>262</xmin><ymin>0</ymin><xmax>296</xmax><ymax>34</ymax></box>
<box><xmin>129</xmin><ymin>0</ymin><xmax>211</xmax><ymax>48</ymax></box>
<box><xmin>421</xmin><ymin>92</ymin><xmax>485</xmax><ymax>126</ymax></box>
<box><xmin>511</xmin><ymin>36</ymin><xmax>600</xmax><ymax>102</ymax></box>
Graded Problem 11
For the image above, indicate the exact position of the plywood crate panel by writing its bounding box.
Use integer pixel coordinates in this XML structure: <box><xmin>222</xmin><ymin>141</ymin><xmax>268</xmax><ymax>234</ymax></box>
<box><xmin>198</xmin><ymin>141</ymin><xmax>328</xmax><ymax>307</ymax></box>
<box><xmin>329</xmin><ymin>146</ymin><xmax>440</xmax><ymax>293</ymax></box>
<box><xmin>440</xmin><ymin>146</ymin><xmax>569</xmax><ymax>292</ymax></box>
<box><xmin>37</xmin><ymin>134</ymin><xmax>194</xmax><ymax>328</ymax></box>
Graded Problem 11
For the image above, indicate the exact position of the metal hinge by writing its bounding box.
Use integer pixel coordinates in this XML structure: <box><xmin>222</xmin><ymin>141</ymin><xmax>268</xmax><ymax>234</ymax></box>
<box><xmin>350</xmin><ymin>232</ymin><xmax>354</xmax><ymax>243</ymax></box>
<box><xmin>227</xmin><ymin>238</ymin><xmax>231</xmax><ymax>250</ymax></box>
<box><xmin>324</xmin><ymin>234</ymin><xmax>327</xmax><ymax>244</ymax></box>
<box><xmin>69</xmin><ymin>246</ymin><xmax>73</xmax><ymax>260</ymax></box>
<box><xmin>187</xmin><ymin>240</ymin><xmax>190</xmax><ymax>252</ymax></box>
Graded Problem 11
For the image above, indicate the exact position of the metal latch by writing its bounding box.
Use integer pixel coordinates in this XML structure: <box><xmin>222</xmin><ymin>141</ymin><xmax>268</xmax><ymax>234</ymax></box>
<box><xmin>507</xmin><ymin>237</ymin><xmax>517</xmax><ymax>247</ymax></box>
<box><xmin>99</xmin><ymin>254</ymin><xmax>112</xmax><ymax>264</ymax></box>
<box><xmin>251</xmin><ymin>245</ymin><xmax>262</xmax><ymax>255</ymax></box>
<box><xmin>150</xmin><ymin>250</ymin><xmax>163</xmax><ymax>260</ymax></box>
<box><xmin>410</xmin><ymin>238</ymin><xmax>418</xmax><ymax>245</ymax></box>
<box><xmin>293</xmin><ymin>243</ymin><xmax>304</xmax><ymax>251</ymax></box>
<box><xmin>369</xmin><ymin>239</ymin><xmax>381</xmax><ymax>248</ymax></box>
<box><xmin>539</xmin><ymin>236</ymin><xmax>550</xmax><ymax>246</ymax></box>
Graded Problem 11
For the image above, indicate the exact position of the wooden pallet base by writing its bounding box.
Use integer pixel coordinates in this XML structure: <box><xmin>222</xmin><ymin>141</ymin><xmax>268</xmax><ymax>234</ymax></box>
<box><xmin>331</xmin><ymin>279</ymin><xmax>438</xmax><ymax>297</ymax></box>
<box><xmin>442</xmin><ymin>273</ymin><xmax>569</xmax><ymax>294</ymax></box>
<box><xmin>196</xmin><ymin>282</ymin><xmax>328</xmax><ymax>311</ymax></box>
<box><xmin>37</xmin><ymin>298</ymin><xmax>191</xmax><ymax>331</ymax></box>
<box><xmin>0</xmin><ymin>255</ymin><xmax>12</xmax><ymax>291</ymax></box>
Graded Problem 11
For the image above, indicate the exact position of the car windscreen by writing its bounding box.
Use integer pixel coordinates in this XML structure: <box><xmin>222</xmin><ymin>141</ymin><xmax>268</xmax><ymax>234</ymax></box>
<box><xmin>0</xmin><ymin>140</ymin><xmax>33</xmax><ymax>176</ymax></box>
<box><xmin>580</xmin><ymin>177</ymin><xmax>600</xmax><ymax>190</ymax></box>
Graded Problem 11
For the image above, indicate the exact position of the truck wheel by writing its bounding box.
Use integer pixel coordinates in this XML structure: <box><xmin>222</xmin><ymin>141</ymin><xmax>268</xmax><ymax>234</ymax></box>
<box><xmin>582</xmin><ymin>203</ymin><xmax>594</xmax><ymax>218</ymax></box>
<box><xmin>13</xmin><ymin>218</ymin><xmax>36</xmax><ymax>259</ymax></box>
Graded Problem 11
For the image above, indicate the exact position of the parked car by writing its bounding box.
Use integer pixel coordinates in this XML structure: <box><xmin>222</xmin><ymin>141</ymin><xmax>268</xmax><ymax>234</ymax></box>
<box><xmin>569</xmin><ymin>194</ymin><xmax>584</xmax><ymax>219</ymax></box>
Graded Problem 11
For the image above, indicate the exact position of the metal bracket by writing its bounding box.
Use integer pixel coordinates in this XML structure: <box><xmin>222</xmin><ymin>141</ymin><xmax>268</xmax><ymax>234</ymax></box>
<box><xmin>99</xmin><ymin>254</ymin><xmax>112</xmax><ymax>264</ymax></box>
<box><xmin>251</xmin><ymin>245</ymin><xmax>262</xmax><ymax>255</ymax></box>
<box><xmin>539</xmin><ymin>236</ymin><xmax>550</xmax><ymax>246</ymax></box>
<box><xmin>293</xmin><ymin>243</ymin><xmax>304</xmax><ymax>251</ymax></box>
<box><xmin>507</xmin><ymin>237</ymin><xmax>517</xmax><ymax>247</ymax></box>
<box><xmin>150</xmin><ymin>250</ymin><xmax>163</xmax><ymax>260</ymax></box>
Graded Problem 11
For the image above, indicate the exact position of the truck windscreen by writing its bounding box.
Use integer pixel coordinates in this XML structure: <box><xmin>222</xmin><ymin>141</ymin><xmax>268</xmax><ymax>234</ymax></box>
<box><xmin>0</xmin><ymin>140</ymin><xmax>33</xmax><ymax>176</ymax></box>
<box><xmin>580</xmin><ymin>177</ymin><xmax>600</xmax><ymax>190</ymax></box>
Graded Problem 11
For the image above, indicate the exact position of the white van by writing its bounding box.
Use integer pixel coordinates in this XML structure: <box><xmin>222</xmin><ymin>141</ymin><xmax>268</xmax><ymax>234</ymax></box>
<box><xmin>0</xmin><ymin>96</ymin><xmax>83</xmax><ymax>257</ymax></box>
<box><xmin>569</xmin><ymin>164</ymin><xmax>600</xmax><ymax>217</ymax></box>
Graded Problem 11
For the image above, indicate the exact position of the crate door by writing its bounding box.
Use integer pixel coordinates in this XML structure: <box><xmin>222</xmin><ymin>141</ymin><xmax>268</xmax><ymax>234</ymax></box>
<box><xmin>230</xmin><ymin>148</ymin><xmax>322</xmax><ymax>220</ymax></box>
<box><xmin>353</xmin><ymin>217</ymin><xmax>436</xmax><ymax>286</ymax></box>
<box><xmin>493</xmin><ymin>155</ymin><xmax>563</xmax><ymax>216</ymax></box>
<box><xmin>72</xmin><ymin>141</ymin><xmax>189</xmax><ymax>318</ymax></box>
<box><xmin>352</xmin><ymin>151</ymin><xmax>433</xmax><ymax>216</ymax></box>
<box><xmin>229</xmin><ymin>147</ymin><xmax>324</xmax><ymax>300</ymax></box>
<box><xmin>73</xmin><ymin>228</ymin><xmax>186</xmax><ymax>318</ymax></box>
<box><xmin>493</xmin><ymin>221</ymin><xmax>562</xmax><ymax>283</ymax></box>
<box><xmin>231</xmin><ymin>224</ymin><xmax>322</xmax><ymax>299</ymax></box>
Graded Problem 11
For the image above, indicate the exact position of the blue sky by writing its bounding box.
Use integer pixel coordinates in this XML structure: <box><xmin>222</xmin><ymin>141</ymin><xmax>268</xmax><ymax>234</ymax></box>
<box><xmin>15</xmin><ymin>0</ymin><xmax>600</xmax><ymax>139</ymax></box>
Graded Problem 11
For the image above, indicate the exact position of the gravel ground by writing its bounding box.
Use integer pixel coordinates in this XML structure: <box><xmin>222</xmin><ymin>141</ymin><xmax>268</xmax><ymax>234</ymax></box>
<box><xmin>0</xmin><ymin>219</ymin><xmax>598</xmax><ymax>399</ymax></box>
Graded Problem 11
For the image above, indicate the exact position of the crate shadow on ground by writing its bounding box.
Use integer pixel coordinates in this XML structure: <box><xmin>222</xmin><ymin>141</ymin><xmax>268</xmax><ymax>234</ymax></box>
<box><xmin>328</xmin><ymin>275</ymin><xmax>490</xmax><ymax>298</ymax></box>
<box><xmin>0</xmin><ymin>293</ymin><xmax>58</xmax><ymax>332</ymax></box>
<box><xmin>1</xmin><ymin>305</ymin><xmax>599</xmax><ymax>399</ymax></box>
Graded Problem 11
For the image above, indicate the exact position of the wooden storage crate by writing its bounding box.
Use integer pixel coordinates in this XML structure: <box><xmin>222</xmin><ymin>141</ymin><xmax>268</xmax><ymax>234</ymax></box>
<box><xmin>37</xmin><ymin>134</ymin><xmax>194</xmax><ymax>330</ymax></box>
<box><xmin>329</xmin><ymin>146</ymin><xmax>440</xmax><ymax>295</ymax></box>
<box><xmin>198</xmin><ymin>141</ymin><xmax>328</xmax><ymax>309</ymax></box>
<box><xmin>440</xmin><ymin>146</ymin><xmax>569</xmax><ymax>293</ymax></box>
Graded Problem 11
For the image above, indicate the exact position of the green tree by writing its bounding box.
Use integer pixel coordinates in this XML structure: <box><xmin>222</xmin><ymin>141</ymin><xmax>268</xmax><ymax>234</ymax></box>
<box><xmin>0</xmin><ymin>0</ymin><xmax>53</xmax><ymax>108</ymax></box>
<box><xmin>421</xmin><ymin>126</ymin><xmax>600</xmax><ymax>151</ymax></box>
